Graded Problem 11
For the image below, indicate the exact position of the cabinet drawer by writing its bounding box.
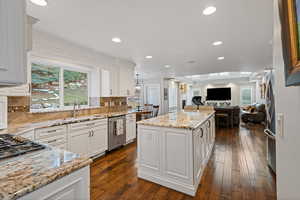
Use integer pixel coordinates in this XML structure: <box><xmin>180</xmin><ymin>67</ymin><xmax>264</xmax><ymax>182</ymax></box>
<box><xmin>35</xmin><ymin>125</ymin><xmax>67</xmax><ymax>140</ymax></box>
<box><xmin>69</xmin><ymin>119</ymin><xmax>107</xmax><ymax>131</ymax></box>
<box><xmin>20</xmin><ymin>130</ymin><xmax>35</xmax><ymax>140</ymax></box>
<box><xmin>126</xmin><ymin>114</ymin><xmax>136</xmax><ymax>120</ymax></box>
<box><xmin>38</xmin><ymin>135</ymin><xmax>67</xmax><ymax>147</ymax></box>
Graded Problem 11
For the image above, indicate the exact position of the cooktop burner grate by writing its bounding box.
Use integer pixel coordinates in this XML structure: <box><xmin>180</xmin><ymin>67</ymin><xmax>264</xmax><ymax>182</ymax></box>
<box><xmin>0</xmin><ymin>134</ymin><xmax>45</xmax><ymax>160</ymax></box>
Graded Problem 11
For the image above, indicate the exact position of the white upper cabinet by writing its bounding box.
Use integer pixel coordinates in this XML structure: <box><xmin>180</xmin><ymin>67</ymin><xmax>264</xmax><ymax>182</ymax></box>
<box><xmin>119</xmin><ymin>66</ymin><xmax>135</xmax><ymax>96</ymax></box>
<box><xmin>0</xmin><ymin>0</ymin><xmax>27</xmax><ymax>86</ymax></box>
<box><xmin>0</xmin><ymin>96</ymin><xmax>7</xmax><ymax>129</ymax></box>
<box><xmin>101</xmin><ymin>69</ymin><xmax>111</xmax><ymax>97</ymax></box>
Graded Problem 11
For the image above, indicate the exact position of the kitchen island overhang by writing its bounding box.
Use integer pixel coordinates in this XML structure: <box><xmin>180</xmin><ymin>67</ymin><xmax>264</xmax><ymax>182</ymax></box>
<box><xmin>137</xmin><ymin>111</ymin><xmax>215</xmax><ymax>196</ymax></box>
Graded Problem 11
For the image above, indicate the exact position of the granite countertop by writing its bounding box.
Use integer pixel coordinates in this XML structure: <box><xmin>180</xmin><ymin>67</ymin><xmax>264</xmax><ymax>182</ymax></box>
<box><xmin>0</xmin><ymin>111</ymin><xmax>137</xmax><ymax>136</ymax></box>
<box><xmin>137</xmin><ymin>111</ymin><xmax>215</xmax><ymax>130</ymax></box>
<box><xmin>0</xmin><ymin>147</ymin><xmax>92</xmax><ymax>200</ymax></box>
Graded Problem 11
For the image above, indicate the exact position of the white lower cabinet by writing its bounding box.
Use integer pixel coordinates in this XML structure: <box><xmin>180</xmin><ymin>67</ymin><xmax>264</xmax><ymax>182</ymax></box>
<box><xmin>68</xmin><ymin>119</ymin><xmax>108</xmax><ymax>157</ymax></box>
<box><xmin>19</xmin><ymin>166</ymin><xmax>90</xmax><ymax>200</ymax></box>
<box><xmin>20</xmin><ymin>130</ymin><xmax>35</xmax><ymax>140</ymax></box>
<box><xmin>68</xmin><ymin>129</ymin><xmax>90</xmax><ymax>157</ymax></box>
<box><xmin>89</xmin><ymin>123</ymin><xmax>108</xmax><ymax>156</ymax></box>
<box><xmin>126</xmin><ymin>114</ymin><xmax>136</xmax><ymax>143</ymax></box>
<box><xmin>35</xmin><ymin>125</ymin><xmax>68</xmax><ymax>150</ymax></box>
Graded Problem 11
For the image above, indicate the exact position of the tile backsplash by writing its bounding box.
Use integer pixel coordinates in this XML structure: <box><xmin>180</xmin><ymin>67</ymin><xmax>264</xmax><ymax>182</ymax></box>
<box><xmin>7</xmin><ymin>96</ymin><xmax>128</xmax><ymax>126</ymax></box>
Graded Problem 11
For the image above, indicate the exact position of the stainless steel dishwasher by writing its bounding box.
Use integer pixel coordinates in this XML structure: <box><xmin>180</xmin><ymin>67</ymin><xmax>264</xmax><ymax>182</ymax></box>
<box><xmin>108</xmin><ymin>115</ymin><xmax>126</xmax><ymax>151</ymax></box>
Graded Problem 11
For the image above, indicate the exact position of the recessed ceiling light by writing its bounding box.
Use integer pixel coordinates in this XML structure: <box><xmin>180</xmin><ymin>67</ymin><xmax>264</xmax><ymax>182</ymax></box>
<box><xmin>203</xmin><ymin>6</ymin><xmax>216</xmax><ymax>16</ymax></box>
<box><xmin>213</xmin><ymin>41</ymin><xmax>223</xmax><ymax>46</ymax></box>
<box><xmin>145</xmin><ymin>56</ymin><xmax>153</xmax><ymax>59</ymax></box>
<box><xmin>112</xmin><ymin>37</ymin><xmax>121</xmax><ymax>43</ymax></box>
<box><xmin>217</xmin><ymin>56</ymin><xmax>225</xmax><ymax>60</ymax></box>
<box><xmin>30</xmin><ymin>0</ymin><xmax>48</xmax><ymax>6</ymax></box>
<box><xmin>165</xmin><ymin>65</ymin><xmax>171</xmax><ymax>68</ymax></box>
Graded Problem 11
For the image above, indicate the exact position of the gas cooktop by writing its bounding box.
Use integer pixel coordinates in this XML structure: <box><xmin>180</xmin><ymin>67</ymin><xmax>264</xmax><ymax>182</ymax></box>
<box><xmin>0</xmin><ymin>134</ymin><xmax>45</xmax><ymax>161</ymax></box>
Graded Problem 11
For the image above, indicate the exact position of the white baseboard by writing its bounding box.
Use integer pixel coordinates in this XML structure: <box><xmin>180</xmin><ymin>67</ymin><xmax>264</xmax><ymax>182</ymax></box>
<box><xmin>138</xmin><ymin>171</ymin><xmax>197</xmax><ymax>196</ymax></box>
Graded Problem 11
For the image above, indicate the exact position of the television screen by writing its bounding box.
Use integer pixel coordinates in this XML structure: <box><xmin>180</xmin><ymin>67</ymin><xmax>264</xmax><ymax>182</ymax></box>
<box><xmin>206</xmin><ymin>88</ymin><xmax>231</xmax><ymax>101</ymax></box>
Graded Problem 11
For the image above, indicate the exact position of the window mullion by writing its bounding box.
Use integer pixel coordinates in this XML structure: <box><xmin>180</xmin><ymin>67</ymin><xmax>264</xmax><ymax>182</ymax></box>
<box><xmin>60</xmin><ymin>67</ymin><xmax>64</xmax><ymax>109</ymax></box>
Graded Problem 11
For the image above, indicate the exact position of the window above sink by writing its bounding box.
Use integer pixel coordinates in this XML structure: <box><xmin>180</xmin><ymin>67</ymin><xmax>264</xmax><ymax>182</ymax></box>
<box><xmin>30</xmin><ymin>58</ymin><xmax>93</xmax><ymax>112</ymax></box>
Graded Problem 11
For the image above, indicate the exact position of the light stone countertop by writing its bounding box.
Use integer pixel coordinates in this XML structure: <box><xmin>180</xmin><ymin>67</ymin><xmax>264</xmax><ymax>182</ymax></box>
<box><xmin>137</xmin><ymin>110</ymin><xmax>215</xmax><ymax>130</ymax></box>
<box><xmin>0</xmin><ymin>147</ymin><xmax>92</xmax><ymax>200</ymax></box>
<box><xmin>0</xmin><ymin>110</ymin><xmax>136</xmax><ymax>136</ymax></box>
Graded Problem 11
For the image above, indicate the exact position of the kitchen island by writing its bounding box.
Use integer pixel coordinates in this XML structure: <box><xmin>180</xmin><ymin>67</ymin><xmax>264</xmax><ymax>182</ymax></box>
<box><xmin>137</xmin><ymin>111</ymin><xmax>215</xmax><ymax>196</ymax></box>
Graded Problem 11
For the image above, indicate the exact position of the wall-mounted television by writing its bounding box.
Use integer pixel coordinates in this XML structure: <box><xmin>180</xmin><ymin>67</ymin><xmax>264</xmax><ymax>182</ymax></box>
<box><xmin>206</xmin><ymin>88</ymin><xmax>231</xmax><ymax>101</ymax></box>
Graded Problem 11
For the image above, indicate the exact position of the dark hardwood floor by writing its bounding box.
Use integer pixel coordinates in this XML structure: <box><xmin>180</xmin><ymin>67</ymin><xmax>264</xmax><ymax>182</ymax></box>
<box><xmin>90</xmin><ymin>125</ymin><xmax>276</xmax><ymax>200</ymax></box>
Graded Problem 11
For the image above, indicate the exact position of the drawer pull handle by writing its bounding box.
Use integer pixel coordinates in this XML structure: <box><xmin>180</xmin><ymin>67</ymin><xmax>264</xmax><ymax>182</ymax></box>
<box><xmin>86</xmin><ymin>123</ymin><xmax>95</xmax><ymax>126</ymax></box>
<box><xmin>47</xmin><ymin>139</ymin><xmax>57</xmax><ymax>144</ymax></box>
<box><xmin>200</xmin><ymin>128</ymin><xmax>204</xmax><ymax>138</ymax></box>
<box><xmin>47</xmin><ymin>130</ymin><xmax>57</xmax><ymax>133</ymax></box>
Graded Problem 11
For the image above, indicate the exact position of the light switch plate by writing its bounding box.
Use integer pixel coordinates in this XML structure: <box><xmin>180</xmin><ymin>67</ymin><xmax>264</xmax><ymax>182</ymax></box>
<box><xmin>277</xmin><ymin>113</ymin><xmax>284</xmax><ymax>139</ymax></box>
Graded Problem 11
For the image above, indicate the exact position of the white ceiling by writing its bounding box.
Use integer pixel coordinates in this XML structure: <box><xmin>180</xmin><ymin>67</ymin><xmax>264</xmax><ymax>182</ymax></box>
<box><xmin>27</xmin><ymin>0</ymin><xmax>273</xmax><ymax>79</ymax></box>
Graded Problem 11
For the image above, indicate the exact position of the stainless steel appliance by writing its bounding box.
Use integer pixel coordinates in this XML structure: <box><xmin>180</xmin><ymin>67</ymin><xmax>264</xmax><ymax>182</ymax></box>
<box><xmin>0</xmin><ymin>134</ymin><xmax>45</xmax><ymax>160</ymax></box>
<box><xmin>264</xmin><ymin>71</ymin><xmax>276</xmax><ymax>173</ymax></box>
<box><xmin>108</xmin><ymin>116</ymin><xmax>126</xmax><ymax>151</ymax></box>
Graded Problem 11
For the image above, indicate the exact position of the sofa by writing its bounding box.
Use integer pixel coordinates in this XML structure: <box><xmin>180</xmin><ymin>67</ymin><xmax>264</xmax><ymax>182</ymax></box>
<box><xmin>241</xmin><ymin>103</ymin><xmax>266</xmax><ymax>124</ymax></box>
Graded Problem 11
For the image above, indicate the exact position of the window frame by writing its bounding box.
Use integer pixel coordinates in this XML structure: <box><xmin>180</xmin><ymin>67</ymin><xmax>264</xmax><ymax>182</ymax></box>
<box><xmin>168</xmin><ymin>87</ymin><xmax>178</xmax><ymax>112</ymax></box>
<box><xmin>30</xmin><ymin>57</ymin><xmax>91</xmax><ymax>112</ymax></box>
<box><xmin>240</xmin><ymin>86</ymin><xmax>253</xmax><ymax>106</ymax></box>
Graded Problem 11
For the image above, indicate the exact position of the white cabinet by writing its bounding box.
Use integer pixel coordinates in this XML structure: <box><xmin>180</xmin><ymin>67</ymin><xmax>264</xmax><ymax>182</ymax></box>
<box><xmin>0</xmin><ymin>96</ymin><xmax>7</xmax><ymax>129</ymax></box>
<box><xmin>20</xmin><ymin>130</ymin><xmax>35</xmax><ymax>140</ymax></box>
<box><xmin>0</xmin><ymin>0</ymin><xmax>27</xmax><ymax>85</ymax></box>
<box><xmin>19</xmin><ymin>166</ymin><xmax>90</xmax><ymax>200</ymax></box>
<box><xmin>193</xmin><ymin>126</ymin><xmax>205</xmax><ymax>186</ymax></box>
<box><xmin>119</xmin><ymin>66</ymin><xmax>135</xmax><ymax>96</ymax></box>
<box><xmin>89</xmin><ymin>123</ymin><xmax>108</xmax><ymax>156</ymax></box>
<box><xmin>35</xmin><ymin>125</ymin><xmax>68</xmax><ymax>150</ymax></box>
<box><xmin>126</xmin><ymin>114</ymin><xmax>136</xmax><ymax>143</ymax></box>
<box><xmin>68</xmin><ymin>129</ymin><xmax>90</xmax><ymax>157</ymax></box>
<box><xmin>101</xmin><ymin>69</ymin><xmax>111</xmax><ymax>97</ymax></box>
<box><xmin>0</xmin><ymin>84</ymin><xmax>30</xmax><ymax>96</ymax></box>
<box><xmin>68</xmin><ymin>119</ymin><xmax>108</xmax><ymax>157</ymax></box>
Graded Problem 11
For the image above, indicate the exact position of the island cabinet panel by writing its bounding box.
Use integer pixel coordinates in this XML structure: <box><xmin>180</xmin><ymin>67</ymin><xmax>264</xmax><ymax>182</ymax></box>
<box><xmin>163</xmin><ymin>130</ymin><xmax>193</xmax><ymax>185</ymax></box>
<box><xmin>138</xmin><ymin>113</ymin><xmax>215</xmax><ymax>196</ymax></box>
<box><xmin>138</xmin><ymin>127</ymin><xmax>161</xmax><ymax>175</ymax></box>
<box><xmin>193</xmin><ymin>126</ymin><xmax>205</xmax><ymax>186</ymax></box>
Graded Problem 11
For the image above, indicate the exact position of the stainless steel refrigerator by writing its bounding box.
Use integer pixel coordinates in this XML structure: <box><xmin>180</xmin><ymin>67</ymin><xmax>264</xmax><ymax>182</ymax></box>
<box><xmin>264</xmin><ymin>71</ymin><xmax>276</xmax><ymax>174</ymax></box>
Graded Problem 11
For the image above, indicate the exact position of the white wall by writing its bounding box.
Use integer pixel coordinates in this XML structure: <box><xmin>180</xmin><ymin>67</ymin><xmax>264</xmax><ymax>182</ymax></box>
<box><xmin>31</xmin><ymin>29</ymin><xmax>135</xmax><ymax>97</ymax></box>
<box><xmin>192</xmin><ymin>81</ymin><xmax>257</xmax><ymax>106</ymax></box>
<box><xmin>274</xmin><ymin>0</ymin><xmax>300</xmax><ymax>199</ymax></box>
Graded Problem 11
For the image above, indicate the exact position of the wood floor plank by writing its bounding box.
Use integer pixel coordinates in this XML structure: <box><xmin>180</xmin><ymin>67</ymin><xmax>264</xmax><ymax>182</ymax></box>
<box><xmin>90</xmin><ymin>124</ymin><xmax>276</xmax><ymax>200</ymax></box>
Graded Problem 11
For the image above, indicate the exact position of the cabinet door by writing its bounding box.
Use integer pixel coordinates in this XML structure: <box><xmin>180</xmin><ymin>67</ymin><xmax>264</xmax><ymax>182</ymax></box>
<box><xmin>89</xmin><ymin>124</ymin><xmax>108</xmax><ymax>156</ymax></box>
<box><xmin>126</xmin><ymin>119</ymin><xmax>136</xmax><ymax>142</ymax></box>
<box><xmin>101</xmin><ymin>69</ymin><xmax>111</xmax><ymax>97</ymax></box>
<box><xmin>21</xmin><ymin>130</ymin><xmax>35</xmax><ymax>140</ymax></box>
<box><xmin>0</xmin><ymin>96</ymin><xmax>7</xmax><ymax>129</ymax></box>
<box><xmin>0</xmin><ymin>0</ymin><xmax>26</xmax><ymax>85</ymax></box>
<box><xmin>68</xmin><ymin>130</ymin><xmax>89</xmax><ymax>157</ymax></box>
<box><xmin>193</xmin><ymin>127</ymin><xmax>204</xmax><ymax>183</ymax></box>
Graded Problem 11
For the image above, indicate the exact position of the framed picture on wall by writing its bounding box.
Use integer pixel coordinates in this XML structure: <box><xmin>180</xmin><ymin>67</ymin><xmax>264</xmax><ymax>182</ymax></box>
<box><xmin>280</xmin><ymin>0</ymin><xmax>300</xmax><ymax>86</ymax></box>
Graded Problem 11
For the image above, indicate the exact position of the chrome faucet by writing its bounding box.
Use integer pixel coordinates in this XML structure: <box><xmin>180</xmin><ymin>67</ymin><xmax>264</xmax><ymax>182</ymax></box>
<box><xmin>72</xmin><ymin>102</ymin><xmax>80</xmax><ymax>118</ymax></box>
